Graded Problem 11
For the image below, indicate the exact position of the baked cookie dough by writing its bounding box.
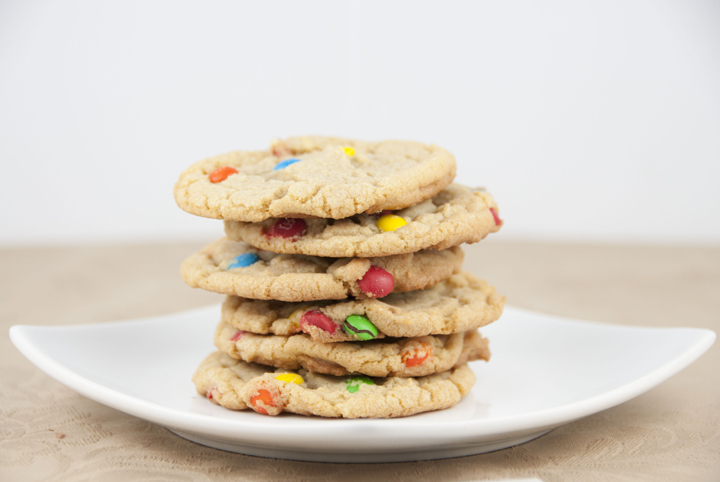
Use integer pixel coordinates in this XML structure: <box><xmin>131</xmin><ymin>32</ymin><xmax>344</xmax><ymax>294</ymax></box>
<box><xmin>224</xmin><ymin>184</ymin><xmax>502</xmax><ymax>258</ymax></box>
<box><xmin>193</xmin><ymin>351</ymin><xmax>476</xmax><ymax>418</ymax></box>
<box><xmin>215</xmin><ymin>321</ymin><xmax>490</xmax><ymax>378</ymax></box>
<box><xmin>174</xmin><ymin>136</ymin><xmax>456</xmax><ymax>222</ymax></box>
<box><xmin>222</xmin><ymin>272</ymin><xmax>505</xmax><ymax>342</ymax></box>
<box><xmin>181</xmin><ymin>237</ymin><xmax>464</xmax><ymax>302</ymax></box>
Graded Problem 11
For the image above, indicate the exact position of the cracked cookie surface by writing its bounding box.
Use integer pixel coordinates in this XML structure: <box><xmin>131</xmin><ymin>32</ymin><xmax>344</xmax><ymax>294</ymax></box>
<box><xmin>174</xmin><ymin>136</ymin><xmax>456</xmax><ymax>222</ymax></box>
<box><xmin>225</xmin><ymin>184</ymin><xmax>502</xmax><ymax>257</ymax></box>
<box><xmin>181</xmin><ymin>238</ymin><xmax>464</xmax><ymax>302</ymax></box>
<box><xmin>222</xmin><ymin>272</ymin><xmax>505</xmax><ymax>342</ymax></box>
<box><xmin>193</xmin><ymin>351</ymin><xmax>476</xmax><ymax>418</ymax></box>
<box><xmin>215</xmin><ymin>322</ymin><xmax>490</xmax><ymax>378</ymax></box>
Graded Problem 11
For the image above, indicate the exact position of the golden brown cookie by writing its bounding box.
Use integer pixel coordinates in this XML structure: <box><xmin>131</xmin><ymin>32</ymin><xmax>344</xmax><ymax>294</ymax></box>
<box><xmin>193</xmin><ymin>351</ymin><xmax>476</xmax><ymax>418</ymax></box>
<box><xmin>181</xmin><ymin>238</ymin><xmax>464</xmax><ymax>302</ymax></box>
<box><xmin>224</xmin><ymin>184</ymin><xmax>502</xmax><ymax>258</ymax></box>
<box><xmin>174</xmin><ymin>136</ymin><xmax>456</xmax><ymax>222</ymax></box>
<box><xmin>215</xmin><ymin>321</ymin><xmax>490</xmax><ymax>378</ymax></box>
<box><xmin>221</xmin><ymin>272</ymin><xmax>505</xmax><ymax>342</ymax></box>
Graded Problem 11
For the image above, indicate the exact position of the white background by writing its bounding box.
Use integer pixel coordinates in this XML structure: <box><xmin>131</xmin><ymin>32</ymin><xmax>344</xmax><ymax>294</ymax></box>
<box><xmin>1</xmin><ymin>0</ymin><xmax>719</xmax><ymax>246</ymax></box>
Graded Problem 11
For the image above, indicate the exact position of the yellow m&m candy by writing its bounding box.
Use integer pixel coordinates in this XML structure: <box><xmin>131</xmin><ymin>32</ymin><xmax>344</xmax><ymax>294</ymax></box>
<box><xmin>275</xmin><ymin>373</ymin><xmax>304</xmax><ymax>385</ymax></box>
<box><xmin>376</xmin><ymin>214</ymin><xmax>407</xmax><ymax>232</ymax></box>
<box><xmin>343</xmin><ymin>146</ymin><xmax>355</xmax><ymax>156</ymax></box>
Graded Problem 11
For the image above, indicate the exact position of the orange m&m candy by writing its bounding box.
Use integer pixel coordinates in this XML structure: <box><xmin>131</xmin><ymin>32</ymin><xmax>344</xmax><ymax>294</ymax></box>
<box><xmin>208</xmin><ymin>166</ymin><xmax>238</xmax><ymax>183</ymax></box>
<box><xmin>402</xmin><ymin>342</ymin><xmax>433</xmax><ymax>367</ymax></box>
<box><xmin>250</xmin><ymin>389</ymin><xmax>276</xmax><ymax>415</ymax></box>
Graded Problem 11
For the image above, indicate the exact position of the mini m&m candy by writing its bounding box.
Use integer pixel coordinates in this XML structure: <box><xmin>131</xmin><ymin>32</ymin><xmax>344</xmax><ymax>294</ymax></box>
<box><xmin>227</xmin><ymin>252</ymin><xmax>260</xmax><ymax>269</ymax></box>
<box><xmin>376</xmin><ymin>214</ymin><xmax>407</xmax><ymax>232</ymax></box>
<box><xmin>273</xmin><ymin>158</ymin><xmax>300</xmax><ymax>170</ymax></box>
<box><xmin>343</xmin><ymin>315</ymin><xmax>379</xmax><ymax>341</ymax></box>
<box><xmin>230</xmin><ymin>330</ymin><xmax>246</xmax><ymax>342</ymax></box>
<box><xmin>345</xmin><ymin>376</ymin><xmax>374</xmax><ymax>393</ymax></box>
<box><xmin>343</xmin><ymin>146</ymin><xmax>355</xmax><ymax>156</ymax></box>
<box><xmin>275</xmin><ymin>373</ymin><xmax>304</xmax><ymax>385</ymax></box>
<box><xmin>265</xmin><ymin>218</ymin><xmax>307</xmax><ymax>239</ymax></box>
<box><xmin>357</xmin><ymin>266</ymin><xmax>394</xmax><ymax>298</ymax></box>
<box><xmin>300</xmin><ymin>311</ymin><xmax>337</xmax><ymax>334</ymax></box>
<box><xmin>208</xmin><ymin>166</ymin><xmax>238</xmax><ymax>183</ymax></box>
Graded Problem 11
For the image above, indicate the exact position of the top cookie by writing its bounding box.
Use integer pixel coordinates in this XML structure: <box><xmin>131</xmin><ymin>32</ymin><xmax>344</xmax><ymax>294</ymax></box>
<box><xmin>174</xmin><ymin>136</ymin><xmax>457</xmax><ymax>222</ymax></box>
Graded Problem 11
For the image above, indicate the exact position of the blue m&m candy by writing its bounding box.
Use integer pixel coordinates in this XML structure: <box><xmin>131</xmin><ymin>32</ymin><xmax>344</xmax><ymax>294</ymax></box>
<box><xmin>227</xmin><ymin>252</ymin><xmax>260</xmax><ymax>269</ymax></box>
<box><xmin>273</xmin><ymin>158</ymin><xmax>300</xmax><ymax>170</ymax></box>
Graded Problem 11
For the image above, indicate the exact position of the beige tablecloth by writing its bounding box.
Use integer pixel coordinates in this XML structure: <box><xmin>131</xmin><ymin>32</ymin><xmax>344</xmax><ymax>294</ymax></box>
<box><xmin>2</xmin><ymin>242</ymin><xmax>718</xmax><ymax>482</ymax></box>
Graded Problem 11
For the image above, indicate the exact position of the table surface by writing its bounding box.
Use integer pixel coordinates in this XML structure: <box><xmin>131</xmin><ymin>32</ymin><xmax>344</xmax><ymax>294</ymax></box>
<box><xmin>2</xmin><ymin>241</ymin><xmax>719</xmax><ymax>482</ymax></box>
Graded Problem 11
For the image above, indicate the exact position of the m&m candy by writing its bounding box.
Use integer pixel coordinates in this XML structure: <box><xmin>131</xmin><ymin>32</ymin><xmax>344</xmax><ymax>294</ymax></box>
<box><xmin>227</xmin><ymin>252</ymin><xmax>260</xmax><ymax>269</ymax></box>
<box><xmin>275</xmin><ymin>373</ymin><xmax>304</xmax><ymax>385</ymax></box>
<box><xmin>250</xmin><ymin>389</ymin><xmax>275</xmax><ymax>415</ymax></box>
<box><xmin>289</xmin><ymin>307</ymin><xmax>308</xmax><ymax>326</ymax></box>
<box><xmin>402</xmin><ymin>342</ymin><xmax>433</xmax><ymax>367</ymax></box>
<box><xmin>357</xmin><ymin>266</ymin><xmax>394</xmax><ymax>298</ymax></box>
<box><xmin>265</xmin><ymin>218</ymin><xmax>307</xmax><ymax>239</ymax></box>
<box><xmin>343</xmin><ymin>315</ymin><xmax>379</xmax><ymax>341</ymax></box>
<box><xmin>345</xmin><ymin>376</ymin><xmax>374</xmax><ymax>393</ymax></box>
<box><xmin>273</xmin><ymin>158</ymin><xmax>301</xmax><ymax>170</ymax></box>
<box><xmin>300</xmin><ymin>311</ymin><xmax>337</xmax><ymax>334</ymax></box>
<box><xmin>343</xmin><ymin>147</ymin><xmax>355</xmax><ymax>156</ymax></box>
<box><xmin>208</xmin><ymin>166</ymin><xmax>238</xmax><ymax>183</ymax></box>
<box><xmin>376</xmin><ymin>214</ymin><xmax>407</xmax><ymax>232</ymax></box>
<box><xmin>490</xmin><ymin>207</ymin><xmax>502</xmax><ymax>226</ymax></box>
<box><xmin>230</xmin><ymin>330</ymin><xmax>246</xmax><ymax>342</ymax></box>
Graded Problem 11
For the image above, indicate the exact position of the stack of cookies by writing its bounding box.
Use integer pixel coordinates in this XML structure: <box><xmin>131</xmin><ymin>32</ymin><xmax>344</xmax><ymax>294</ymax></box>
<box><xmin>174</xmin><ymin>136</ymin><xmax>505</xmax><ymax>418</ymax></box>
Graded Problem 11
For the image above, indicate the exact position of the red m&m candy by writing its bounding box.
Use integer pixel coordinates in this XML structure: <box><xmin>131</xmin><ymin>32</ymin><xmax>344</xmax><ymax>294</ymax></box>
<box><xmin>490</xmin><ymin>207</ymin><xmax>502</xmax><ymax>226</ymax></box>
<box><xmin>300</xmin><ymin>311</ymin><xmax>337</xmax><ymax>334</ymax></box>
<box><xmin>231</xmin><ymin>330</ymin><xmax>246</xmax><ymax>342</ymax></box>
<box><xmin>357</xmin><ymin>266</ymin><xmax>394</xmax><ymax>298</ymax></box>
<box><xmin>265</xmin><ymin>218</ymin><xmax>307</xmax><ymax>239</ymax></box>
<box><xmin>208</xmin><ymin>166</ymin><xmax>238</xmax><ymax>183</ymax></box>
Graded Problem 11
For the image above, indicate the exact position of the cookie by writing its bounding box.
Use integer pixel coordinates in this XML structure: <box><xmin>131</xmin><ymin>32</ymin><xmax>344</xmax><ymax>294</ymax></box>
<box><xmin>181</xmin><ymin>238</ymin><xmax>464</xmax><ymax>302</ymax></box>
<box><xmin>224</xmin><ymin>184</ymin><xmax>502</xmax><ymax>258</ymax></box>
<box><xmin>193</xmin><ymin>351</ymin><xmax>475</xmax><ymax>418</ymax></box>
<box><xmin>221</xmin><ymin>272</ymin><xmax>505</xmax><ymax>342</ymax></box>
<box><xmin>174</xmin><ymin>136</ymin><xmax>456</xmax><ymax>222</ymax></box>
<box><xmin>215</xmin><ymin>321</ymin><xmax>490</xmax><ymax>377</ymax></box>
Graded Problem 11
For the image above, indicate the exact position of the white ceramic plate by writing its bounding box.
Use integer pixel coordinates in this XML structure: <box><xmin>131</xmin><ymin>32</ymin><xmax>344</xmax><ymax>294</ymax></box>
<box><xmin>10</xmin><ymin>306</ymin><xmax>715</xmax><ymax>463</ymax></box>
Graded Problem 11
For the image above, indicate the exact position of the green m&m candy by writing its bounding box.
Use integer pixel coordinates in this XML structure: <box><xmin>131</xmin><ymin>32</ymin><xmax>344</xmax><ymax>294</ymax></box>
<box><xmin>346</xmin><ymin>376</ymin><xmax>374</xmax><ymax>393</ymax></box>
<box><xmin>343</xmin><ymin>315</ymin><xmax>379</xmax><ymax>340</ymax></box>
